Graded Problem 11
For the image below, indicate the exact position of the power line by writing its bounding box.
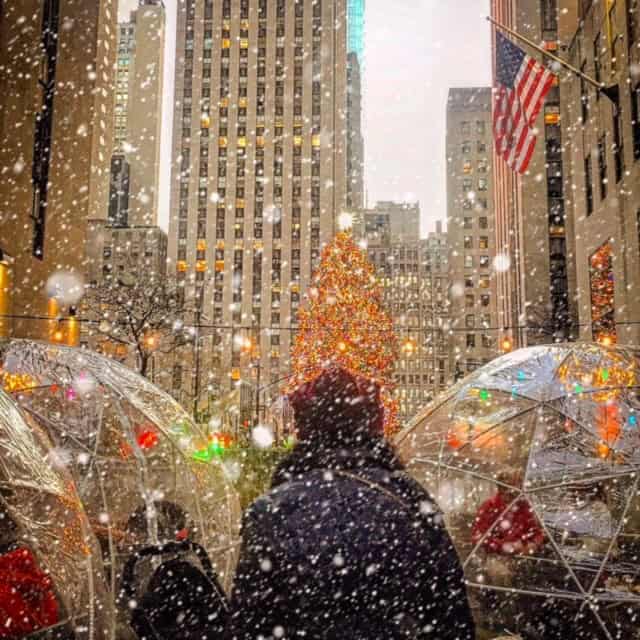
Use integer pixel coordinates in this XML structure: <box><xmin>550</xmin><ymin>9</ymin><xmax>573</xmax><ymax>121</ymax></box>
<box><xmin>2</xmin><ymin>313</ymin><xmax>640</xmax><ymax>335</ymax></box>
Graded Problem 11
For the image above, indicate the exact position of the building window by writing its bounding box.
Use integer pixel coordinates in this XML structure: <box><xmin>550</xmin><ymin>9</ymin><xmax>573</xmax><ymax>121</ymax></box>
<box><xmin>465</xmin><ymin>315</ymin><xmax>475</xmax><ymax>328</ymax></box>
<box><xmin>480</xmin><ymin>294</ymin><xmax>490</xmax><ymax>307</ymax></box>
<box><xmin>462</xmin><ymin>178</ymin><xmax>472</xmax><ymax>192</ymax></box>
<box><xmin>461</xmin><ymin>121</ymin><xmax>470</xmax><ymax>135</ymax></box>
<box><xmin>479</xmin><ymin>216</ymin><xmax>488</xmax><ymax>230</ymax></box>
<box><xmin>476</xmin><ymin>121</ymin><xmax>486</xmax><ymax>135</ymax></box>
<box><xmin>585</xmin><ymin>154</ymin><xmax>594</xmax><ymax>215</ymax></box>
<box><xmin>464</xmin><ymin>255</ymin><xmax>473</xmax><ymax>269</ymax></box>
<box><xmin>479</xmin><ymin>276</ymin><xmax>490</xmax><ymax>289</ymax></box>
<box><xmin>594</xmin><ymin>33</ymin><xmax>602</xmax><ymax>88</ymax></box>
<box><xmin>479</xmin><ymin>255</ymin><xmax>490</xmax><ymax>268</ymax></box>
<box><xmin>479</xmin><ymin>236</ymin><xmax>489</xmax><ymax>250</ymax></box>
<box><xmin>465</xmin><ymin>294</ymin><xmax>474</xmax><ymax>308</ymax></box>
<box><xmin>461</xmin><ymin>140</ymin><xmax>471</xmax><ymax>154</ymax></box>
<box><xmin>631</xmin><ymin>83</ymin><xmax>640</xmax><ymax>161</ymax></box>
<box><xmin>463</xmin><ymin>217</ymin><xmax>473</xmax><ymax>229</ymax></box>
<box><xmin>466</xmin><ymin>334</ymin><xmax>476</xmax><ymax>348</ymax></box>
<box><xmin>464</xmin><ymin>236</ymin><xmax>473</xmax><ymax>249</ymax></box>
<box><xmin>612</xmin><ymin>89</ymin><xmax>624</xmax><ymax>182</ymax></box>
<box><xmin>598</xmin><ymin>135</ymin><xmax>608</xmax><ymax>201</ymax></box>
<box><xmin>478</xmin><ymin>178</ymin><xmax>488</xmax><ymax>191</ymax></box>
<box><xmin>541</xmin><ymin>0</ymin><xmax>558</xmax><ymax>33</ymax></box>
<box><xmin>589</xmin><ymin>242</ymin><xmax>616</xmax><ymax>343</ymax></box>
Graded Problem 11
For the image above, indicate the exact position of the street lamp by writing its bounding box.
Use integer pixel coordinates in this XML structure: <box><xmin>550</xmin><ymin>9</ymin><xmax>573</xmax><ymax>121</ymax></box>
<box><xmin>501</xmin><ymin>337</ymin><xmax>513</xmax><ymax>353</ymax></box>
<box><xmin>241</xmin><ymin>335</ymin><xmax>262</xmax><ymax>428</ymax></box>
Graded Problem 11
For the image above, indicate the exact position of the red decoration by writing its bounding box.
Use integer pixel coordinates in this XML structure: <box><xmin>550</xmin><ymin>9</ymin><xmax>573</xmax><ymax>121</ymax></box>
<box><xmin>137</xmin><ymin>429</ymin><xmax>159</xmax><ymax>450</ymax></box>
<box><xmin>0</xmin><ymin>547</ymin><xmax>59</xmax><ymax>638</ymax></box>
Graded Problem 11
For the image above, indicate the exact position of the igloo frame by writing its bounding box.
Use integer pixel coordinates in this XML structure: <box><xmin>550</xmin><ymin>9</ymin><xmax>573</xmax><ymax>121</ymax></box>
<box><xmin>0</xmin><ymin>341</ymin><xmax>241</xmax><ymax>599</ymax></box>
<box><xmin>0</xmin><ymin>386</ymin><xmax>111</xmax><ymax>639</ymax></box>
<box><xmin>395</xmin><ymin>343</ymin><xmax>640</xmax><ymax>640</ymax></box>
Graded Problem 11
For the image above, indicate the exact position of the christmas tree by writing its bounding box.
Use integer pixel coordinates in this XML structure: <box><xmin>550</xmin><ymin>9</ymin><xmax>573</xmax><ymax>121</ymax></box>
<box><xmin>290</xmin><ymin>231</ymin><xmax>399</xmax><ymax>435</ymax></box>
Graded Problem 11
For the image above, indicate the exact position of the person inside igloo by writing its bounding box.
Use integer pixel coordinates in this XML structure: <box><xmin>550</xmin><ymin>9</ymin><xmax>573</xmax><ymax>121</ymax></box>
<box><xmin>0</xmin><ymin>497</ymin><xmax>66</xmax><ymax>639</ymax></box>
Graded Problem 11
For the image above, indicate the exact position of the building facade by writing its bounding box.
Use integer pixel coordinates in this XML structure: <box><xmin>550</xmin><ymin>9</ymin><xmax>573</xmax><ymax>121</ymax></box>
<box><xmin>86</xmin><ymin>221</ymin><xmax>168</xmax><ymax>286</ymax></box>
<box><xmin>561</xmin><ymin>0</ymin><xmax>640</xmax><ymax>346</ymax></box>
<box><xmin>113</xmin><ymin>0</ymin><xmax>166</xmax><ymax>227</ymax></box>
<box><xmin>347</xmin><ymin>51</ymin><xmax>365</xmax><ymax>211</ymax></box>
<box><xmin>490</xmin><ymin>0</ymin><xmax>577</xmax><ymax>348</ymax></box>
<box><xmin>446</xmin><ymin>87</ymin><xmax>499</xmax><ymax>376</ymax></box>
<box><xmin>366</xmin><ymin>220</ymin><xmax>450</xmax><ymax>424</ymax></box>
<box><xmin>0</xmin><ymin>0</ymin><xmax>116</xmax><ymax>341</ymax></box>
<box><xmin>108</xmin><ymin>154</ymin><xmax>131</xmax><ymax>227</ymax></box>
<box><xmin>370</xmin><ymin>201</ymin><xmax>420</xmax><ymax>243</ymax></box>
<box><xmin>167</xmin><ymin>0</ymin><xmax>347</xmax><ymax>414</ymax></box>
<box><xmin>346</xmin><ymin>0</ymin><xmax>365</xmax><ymax>211</ymax></box>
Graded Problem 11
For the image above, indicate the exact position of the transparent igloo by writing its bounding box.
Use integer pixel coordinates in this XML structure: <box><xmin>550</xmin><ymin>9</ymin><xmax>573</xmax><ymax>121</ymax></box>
<box><xmin>0</xmin><ymin>386</ymin><xmax>110</xmax><ymax>639</ymax></box>
<box><xmin>0</xmin><ymin>340</ymin><xmax>241</xmax><ymax>622</ymax></box>
<box><xmin>395</xmin><ymin>343</ymin><xmax>640</xmax><ymax>640</ymax></box>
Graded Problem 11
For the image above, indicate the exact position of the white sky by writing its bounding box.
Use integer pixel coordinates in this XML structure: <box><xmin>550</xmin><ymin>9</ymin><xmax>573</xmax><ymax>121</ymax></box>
<box><xmin>118</xmin><ymin>0</ymin><xmax>492</xmax><ymax>235</ymax></box>
<box><xmin>364</xmin><ymin>0</ymin><xmax>492</xmax><ymax>234</ymax></box>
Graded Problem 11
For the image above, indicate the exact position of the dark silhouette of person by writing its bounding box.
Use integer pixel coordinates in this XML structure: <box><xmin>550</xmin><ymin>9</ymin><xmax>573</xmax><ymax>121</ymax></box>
<box><xmin>225</xmin><ymin>368</ymin><xmax>475</xmax><ymax>639</ymax></box>
<box><xmin>0</xmin><ymin>501</ymin><xmax>60</xmax><ymax>639</ymax></box>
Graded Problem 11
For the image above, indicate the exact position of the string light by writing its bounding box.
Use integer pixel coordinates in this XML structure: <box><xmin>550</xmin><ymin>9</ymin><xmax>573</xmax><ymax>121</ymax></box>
<box><xmin>288</xmin><ymin>231</ymin><xmax>399</xmax><ymax>435</ymax></box>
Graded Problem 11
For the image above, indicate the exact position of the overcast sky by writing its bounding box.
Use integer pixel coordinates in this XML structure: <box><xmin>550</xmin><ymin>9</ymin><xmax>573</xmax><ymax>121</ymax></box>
<box><xmin>119</xmin><ymin>0</ymin><xmax>492</xmax><ymax>235</ymax></box>
<box><xmin>364</xmin><ymin>0</ymin><xmax>492</xmax><ymax>234</ymax></box>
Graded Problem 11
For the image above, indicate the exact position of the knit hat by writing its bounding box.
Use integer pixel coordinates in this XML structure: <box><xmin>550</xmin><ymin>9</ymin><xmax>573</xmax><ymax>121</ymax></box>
<box><xmin>288</xmin><ymin>368</ymin><xmax>384</xmax><ymax>441</ymax></box>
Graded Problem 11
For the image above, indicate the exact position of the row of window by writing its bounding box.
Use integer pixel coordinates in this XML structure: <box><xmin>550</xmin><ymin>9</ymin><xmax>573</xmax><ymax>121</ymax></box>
<box><xmin>462</xmin><ymin>177</ymin><xmax>488</xmax><ymax>192</ymax></box>
<box><xmin>460</xmin><ymin>120</ymin><xmax>487</xmax><ymax>136</ymax></box>
<box><xmin>463</xmin><ymin>236</ymin><xmax>490</xmax><ymax>249</ymax></box>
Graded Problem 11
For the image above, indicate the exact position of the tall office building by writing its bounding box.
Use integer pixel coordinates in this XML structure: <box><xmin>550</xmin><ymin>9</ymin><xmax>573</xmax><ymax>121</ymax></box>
<box><xmin>347</xmin><ymin>52</ymin><xmax>365</xmax><ymax>210</ymax></box>
<box><xmin>561</xmin><ymin>0</ymin><xmax>640</xmax><ymax>345</ymax></box>
<box><xmin>446</xmin><ymin>88</ymin><xmax>499</xmax><ymax>376</ymax></box>
<box><xmin>167</xmin><ymin>0</ymin><xmax>347</xmax><ymax>412</ymax></box>
<box><xmin>490</xmin><ymin>0</ymin><xmax>576</xmax><ymax>348</ymax></box>
<box><xmin>0</xmin><ymin>0</ymin><xmax>116</xmax><ymax>341</ymax></box>
<box><xmin>112</xmin><ymin>0</ymin><xmax>166</xmax><ymax>226</ymax></box>
<box><xmin>372</xmin><ymin>201</ymin><xmax>420</xmax><ymax>243</ymax></box>
<box><xmin>108</xmin><ymin>154</ymin><xmax>131</xmax><ymax>228</ymax></box>
<box><xmin>366</xmin><ymin>218</ymin><xmax>450</xmax><ymax>423</ymax></box>
<box><xmin>346</xmin><ymin>0</ymin><xmax>365</xmax><ymax>211</ymax></box>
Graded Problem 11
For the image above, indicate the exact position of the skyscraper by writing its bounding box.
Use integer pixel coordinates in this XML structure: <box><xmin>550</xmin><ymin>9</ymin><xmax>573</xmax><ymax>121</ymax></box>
<box><xmin>113</xmin><ymin>0</ymin><xmax>166</xmax><ymax>226</ymax></box>
<box><xmin>560</xmin><ymin>0</ymin><xmax>640</xmax><ymax>346</ymax></box>
<box><xmin>366</xmin><ymin>215</ymin><xmax>450</xmax><ymax>423</ymax></box>
<box><xmin>0</xmin><ymin>0</ymin><xmax>116</xmax><ymax>341</ymax></box>
<box><xmin>446</xmin><ymin>87</ymin><xmax>499</xmax><ymax>376</ymax></box>
<box><xmin>490</xmin><ymin>0</ymin><xmax>576</xmax><ymax>348</ymax></box>
<box><xmin>346</xmin><ymin>0</ymin><xmax>365</xmax><ymax>211</ymax></box>
<box><xmin>167</xmin><ymin>0</ymin><xmax>347</xmax><ymax>413</ymax></box>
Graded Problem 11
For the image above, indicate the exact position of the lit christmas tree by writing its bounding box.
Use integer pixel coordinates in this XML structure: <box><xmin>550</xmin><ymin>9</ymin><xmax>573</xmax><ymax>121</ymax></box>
<box><xmin>290</xmin><ymin>231</ymin><xmax>399</xmax><ymax>435</ymax></box>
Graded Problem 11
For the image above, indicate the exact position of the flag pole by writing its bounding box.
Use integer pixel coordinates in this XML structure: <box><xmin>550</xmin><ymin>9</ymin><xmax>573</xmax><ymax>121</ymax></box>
<box><xmin>486</xmin><ymin>16</ymin><xmax>603</xmax><ymax>91</ymax></box>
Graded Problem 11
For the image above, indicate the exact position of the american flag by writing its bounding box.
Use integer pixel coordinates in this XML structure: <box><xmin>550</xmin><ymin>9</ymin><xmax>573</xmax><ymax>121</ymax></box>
<box><xmin>493</xmin><ymin>31</ymin><xmax>555</xmax><ymax>174</ymax></box>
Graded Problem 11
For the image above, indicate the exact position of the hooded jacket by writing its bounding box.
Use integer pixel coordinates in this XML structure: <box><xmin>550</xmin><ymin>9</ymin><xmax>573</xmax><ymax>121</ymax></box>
<box><xmin>225</xmin><ymin>434</ymin><xmax>475</xmax><ymax>640</ymax></box>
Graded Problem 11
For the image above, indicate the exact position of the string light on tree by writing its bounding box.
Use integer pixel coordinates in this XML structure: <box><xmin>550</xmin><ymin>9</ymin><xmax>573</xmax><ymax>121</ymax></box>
<box><xmin>289</xmin><ymin>231</ymin><xmax>399</xmax><ymax>435</ymax></box>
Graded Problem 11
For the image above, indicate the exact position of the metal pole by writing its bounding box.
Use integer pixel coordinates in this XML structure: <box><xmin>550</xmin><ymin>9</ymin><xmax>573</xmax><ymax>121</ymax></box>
<box><xmin>193</xmin><ymin>286</ymin><xmax>204</xmax><ymax>419</ymax></box>
<box><xmin>193</xmin><ymin>309</ymin><xmax>200</xmax><ymax>419</ymax></box>
<box><xmin>486</xmin><ymin>16</ymin><xmax>604</xmax><ymax>91</ymax></box>
<box><xmin>255</xmin><ymin>361</ymin><xmax>261</xmax><ymax>426</ymax></box>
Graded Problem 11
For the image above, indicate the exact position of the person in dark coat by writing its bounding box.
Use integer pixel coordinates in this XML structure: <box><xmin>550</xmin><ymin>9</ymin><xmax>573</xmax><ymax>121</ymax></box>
<box><xmin>225</xmin><ymin>368</ymin><xmax>475</xmax><ymax>640</ymax></box>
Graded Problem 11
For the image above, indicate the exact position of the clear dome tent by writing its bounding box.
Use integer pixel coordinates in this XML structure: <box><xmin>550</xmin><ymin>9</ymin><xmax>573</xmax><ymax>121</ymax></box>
<box><xmin>0</xmin><ymin>340</ymin><xmax>241</xmax><ymax>600</ymax></box>
<box><xmin>395</xmin><ymin>344</ymin><xmax>640</xmax><ymax>640</ymax></box>
<box><xmin>0</xmin><ymin>386</ymin><xmax>110</xmax><ymax>639</ymax></box>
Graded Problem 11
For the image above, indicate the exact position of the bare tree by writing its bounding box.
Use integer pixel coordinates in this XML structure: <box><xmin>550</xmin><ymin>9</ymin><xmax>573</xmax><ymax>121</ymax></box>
<box><xmin>84</xmin><ymin>273</ymin><xmax>194</xmax><ymax>378</ymax></box>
